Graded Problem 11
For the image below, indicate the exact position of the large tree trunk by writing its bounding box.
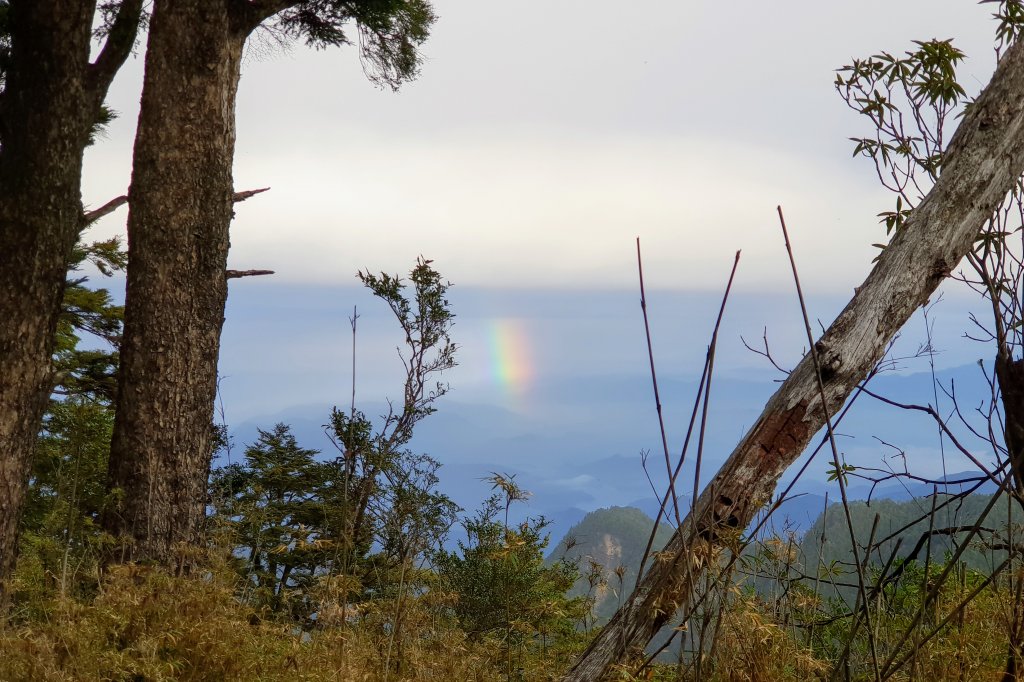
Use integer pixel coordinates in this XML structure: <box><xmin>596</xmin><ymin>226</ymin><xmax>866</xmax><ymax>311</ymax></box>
<box><xmin>103</xmin><ymin>0</ymin><xmax>246</xmax><ymax>566</ymax></box>
<box><xmin>565</xmin><ymin>37</ymin><xmax>1024</xmax><ymax>681</ymax></box>
<box><xmin>0</xmin><ymin>0</ymin><xmax>139</xmax><ymax>600</ymax></box>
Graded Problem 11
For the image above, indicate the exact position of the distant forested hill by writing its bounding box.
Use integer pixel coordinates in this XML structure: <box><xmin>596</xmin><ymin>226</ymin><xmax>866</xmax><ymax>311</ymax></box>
<box><xmin>549</xmin><ymin>493</ymin><xmax>1022</xmax><ymax>618</ymax></box>
<box><xmin>791</xmin><ymin>492</ymin><xmax>1023</xmax><ymax>601</ymax></box>
<box><xmin>547</xmin><ymin>506</ymin><xmax>675</xmax><ymax>624</ymax></box>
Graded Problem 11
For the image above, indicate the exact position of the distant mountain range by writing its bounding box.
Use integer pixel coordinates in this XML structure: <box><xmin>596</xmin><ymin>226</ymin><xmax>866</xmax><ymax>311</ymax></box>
<box><xmin>544</xmin><ymin>486</ymin><xmax>1018</xmax><ymax>622</ymax></box>
<box><xmin>222</xmin><ymin>361</ymin><xmax>1002</xmax><ymax>543</ymax></box>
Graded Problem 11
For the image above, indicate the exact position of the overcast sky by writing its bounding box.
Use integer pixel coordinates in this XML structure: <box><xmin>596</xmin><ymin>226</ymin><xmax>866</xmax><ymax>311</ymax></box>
<box><xmin>82</xmin><ymin>1</ymin><xmax>1004</xmax><ymax>293</ymax></box>
<box><xmin>73</xmin><ymin>2</ymin><xmax>1011</xmax><ymax>515</ymax></box>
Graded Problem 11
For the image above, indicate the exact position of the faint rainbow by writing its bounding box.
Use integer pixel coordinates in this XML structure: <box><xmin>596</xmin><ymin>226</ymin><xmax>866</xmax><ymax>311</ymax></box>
<box><xmin>487</xmin><ymin>319</ymin><xmax>533</xmax><ymax>399</ymax></box>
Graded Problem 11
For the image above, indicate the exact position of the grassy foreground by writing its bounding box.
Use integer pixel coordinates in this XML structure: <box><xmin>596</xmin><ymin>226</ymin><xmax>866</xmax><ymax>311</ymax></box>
<box><xmin>1</xmin><ymin>546</ymin><xmax>1017</xmax><ymax>681</ymax></box>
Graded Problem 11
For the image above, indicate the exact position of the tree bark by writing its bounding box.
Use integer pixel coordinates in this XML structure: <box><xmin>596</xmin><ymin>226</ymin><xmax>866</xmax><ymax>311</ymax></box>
<box><xmin>564</xmin><ymin>37</ymin><xmax>1024</xmax><ymax>681</ymax></box>
<box><xmin>103</xmin><ymin>0</ymin><xmax>250</xmax><ymax>566</ymax></box>
<box><xmin>997</xmin><ymin>354</ymin><xmax>1024</xmax><ymax>490</ymax></box>
<box><xmin>0</xmin><ymin>0</ymin><xmax>139</xmax><ymax>600</ymax></box>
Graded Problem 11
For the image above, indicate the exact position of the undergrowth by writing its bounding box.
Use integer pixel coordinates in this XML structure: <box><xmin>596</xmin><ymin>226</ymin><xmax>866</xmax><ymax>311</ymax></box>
<box><xmin>4</xmin><ymin>546</ymin><xmax>1020</xmax><ymax>681</ymax></box>
<box><xmin>0</xmin><ymin>551</ymin><xmax>522</xmax><ymax>682</ymax></box>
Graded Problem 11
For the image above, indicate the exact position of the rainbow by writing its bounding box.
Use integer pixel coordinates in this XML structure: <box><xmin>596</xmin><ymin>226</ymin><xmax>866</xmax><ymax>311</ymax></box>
<box><xmin>487</xmin><ymin>319</ymin><xmax>533</xmax><ymax>399</ymax></box>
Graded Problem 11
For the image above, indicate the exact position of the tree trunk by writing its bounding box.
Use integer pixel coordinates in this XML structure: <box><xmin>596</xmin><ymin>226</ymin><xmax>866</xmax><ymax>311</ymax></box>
<box><xmin>0</xmin><ymin>0</ymin><xmax>139</xmax><ymax>600</ymax></box>
<box><xmin>564</xmin><ymin>37</ymin><xmax>1024</xmax><ymax>681</ymax></box>
<box><xmin>104</xmin><ymin>0</ymin><xmax>246</xmax><ymax>566</ymax></box>
<box><xmin>997</xmin><ymin>353</ymin><xmax>1024</xmax><ymax>493</ymax></box>
<box><xmin>998</xmin><ymin>352</ymin><xmax>1024</xmax><ymax>681</ymax></box>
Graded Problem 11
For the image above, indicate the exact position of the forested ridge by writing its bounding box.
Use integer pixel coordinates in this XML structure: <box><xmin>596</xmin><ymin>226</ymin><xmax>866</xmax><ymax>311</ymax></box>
<box><xmin>3</xmin><ymin>1</ymin><xmax>1024</xmax><ymax>680</ymax></box>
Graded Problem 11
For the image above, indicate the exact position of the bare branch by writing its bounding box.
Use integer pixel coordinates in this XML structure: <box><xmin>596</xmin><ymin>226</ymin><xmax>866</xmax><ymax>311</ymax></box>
<box><xmin>81</xmin><ymin>188</ymin><xmax>267</xmax><ymax>230</ymax></box>
<box><xmin>233</xmin><ymin>187</ymin><xmax>271</xmax><ymax>202</ymax></box>
<box><xmin>229</xmin><ymin>0</ymin><xmax>299</xmax><ymax>36</ymax></box>
<box><xmin>225</xmin><ymin>269</ymin><xmax>274</xmax><ymax>279</ymax></box>
<box><xmin>81</xmin><ymin>195</ymin><xmax>128</xmax><ymax>227</ymax></box>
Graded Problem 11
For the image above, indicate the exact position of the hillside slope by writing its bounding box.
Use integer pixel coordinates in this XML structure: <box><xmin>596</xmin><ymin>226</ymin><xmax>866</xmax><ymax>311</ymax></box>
<box><xmin>547</xmin><ymin>506</ymin><xmax>675</xmax><ymax>623</ymax></box>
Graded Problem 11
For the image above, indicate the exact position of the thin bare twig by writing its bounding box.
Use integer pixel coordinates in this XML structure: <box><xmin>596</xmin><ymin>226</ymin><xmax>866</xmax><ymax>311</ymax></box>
<box><xmin>636</xmin><ymin>237</ymin><xmax>681</xmax><ymax>529</ymax></box>
<box><xmin>777</xmin><ymin>205</ymin><xmax>880</xmax><ymax>681</ymax></box>
<box><xmin>632</xmin><ymin>249</ymin><xmax>741</xmax><ymax>590</ymax></box>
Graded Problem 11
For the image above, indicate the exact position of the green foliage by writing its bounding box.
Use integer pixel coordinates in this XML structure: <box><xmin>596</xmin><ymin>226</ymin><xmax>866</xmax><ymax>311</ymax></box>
<box><xmin>327</xmin><ymin>256</ymin><xmax>458</xmax><ymax>569</ymax></box>
<box><xmin>210</xmin><ymin>424</ymin><xmax>459</xmax><ymax>626</ymax></box>
<box><xmin>373</xmin><ymin>451</ymin><xmax>460</xmax><ymax>569</ymax></box>
<box><xmin>210</xmin><ymin>258</ymin><xmax>460</xmax><ymax>634</ymax></box>
<box><xmin>209</xmin><ymin>424</ymin><xmax>330</xmax><ymax>621</ymax></box>
<box><xmin>836</xmin><ymin>37</ymin><xmax>966</xmax><ymax>246</ymax></box>
<box><xmin>321</xmin><ymin>408</ymin><xmax>459</xmax><ymax>572</ymax></box>
<box><xmin>15</xmin><ymin>232</ymin><xmax>127</xmax><ymax>602</ymax></box>
<box><xmin>435</xmin><ymin>479</ymin><xmax>587</xmax><ymax>677</ymax></box>
<box><xmin>825</xmin><ymin>462</ymin><xmax>857</xmax><ymax>484</ymax></box>
<box><xmin>356</xmin><ymin>256</ymin><xmax>456</xmax><ymax>443</ymax></box>
<box><xmin>985</xmin><ymin>0</ymin><xmax>1024</xmax><ymax>50</ymax></box>
<box><xmin>86</xmin><ymin>105</ymin><xmax>117</xmax><ymax>146</ymax></box>
<box><xmin>798</xmin><ymin>557</ymin><xmax>1007</xmax><ymax>679</ymax></box>
<box><xmin>1</xmin><ymin>555</ymin><xmax>580</xmax><ymax>681</ymax></box>
<box><xmin>13</xmin><ymin>399</ymin><xmax>115</xmax><ymax>611</ymax></box>
<box><xmin>835</xmin><ymin>17</ymin><xmax>1024</xmax><ymax>334</ymax></box>
<box><xmin>52</xmin><ymin>236</ymin><xmax>126</xmax><ymax>403</ymax></box>
<box><xmin>273</xmin><ymin>0</ymin><xmax>436</xmax><ymax>90</ymax></box>
<box><xmin>800</xmin><ymin>494</ymin><xmax>1022</xmax><ymax>599</ymax></box>
<box><xmin>198</xmin><ymin>259</ymin><xmax>598</xmax><ymax>677</ymax></box>
<box><xmin>7</xmin><ymin>256</ymin><xmax>586</xmax><ymax>678</ymax></box>
<box><xmin>25</xmin><ymin>400</ymin><xmax>113</xmax><ymax>537</ymax></box>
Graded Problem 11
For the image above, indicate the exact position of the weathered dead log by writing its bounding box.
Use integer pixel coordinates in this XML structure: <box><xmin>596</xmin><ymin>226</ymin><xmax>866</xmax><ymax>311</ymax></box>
<box><xmin>564</xmin><ymin>37</ymin><xmax>1024</xmax><ymax>681</ymax></box>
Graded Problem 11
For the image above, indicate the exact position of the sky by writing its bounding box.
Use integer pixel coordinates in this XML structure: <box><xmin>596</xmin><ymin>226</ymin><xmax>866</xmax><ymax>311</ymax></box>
<box><xmin>82</xmin><ymin>1</ymin><xmax>1005</xmax><ymax>292</ymax></box>
<box><xmin>75</xmin><ymin>1</ymin><xmax>1014</xmax><ymax>526</ymax></box>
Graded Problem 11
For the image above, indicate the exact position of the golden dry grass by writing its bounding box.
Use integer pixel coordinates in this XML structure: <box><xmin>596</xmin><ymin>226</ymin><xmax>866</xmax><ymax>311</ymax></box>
<box><xmin>2</xmin><ymin>554</ymin><xmax>1019</xmax><ymax>681</ymax></box>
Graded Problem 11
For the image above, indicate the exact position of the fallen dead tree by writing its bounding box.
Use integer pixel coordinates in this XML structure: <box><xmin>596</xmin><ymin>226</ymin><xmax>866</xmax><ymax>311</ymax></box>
<box><xmin>564</xmin><ymin>36</ymin><xmax>1024</xmax><ymax>681</ymax></box>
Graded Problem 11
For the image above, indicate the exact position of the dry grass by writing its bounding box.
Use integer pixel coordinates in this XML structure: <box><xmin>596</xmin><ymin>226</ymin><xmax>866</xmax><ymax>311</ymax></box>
<box><xmin>2</xmin><ymin>548</ymin><xmax>1019</xmax><ymax>681</ymax></box>
<box><xmin>707</xmin><ymin>594</ymin><xmax>829</xmax><ymax>681</ymax></box>
<box><xmin>0</xmin><ymin>560</ymin><xmax>519</xmax><ymax>682</ymax></box>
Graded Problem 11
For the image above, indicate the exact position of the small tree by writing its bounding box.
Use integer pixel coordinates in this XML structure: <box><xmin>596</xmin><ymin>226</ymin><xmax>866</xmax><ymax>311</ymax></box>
<box><xmin>436</xmin><ymin>476</ymin><xmax>584</xmax><ymax>679</ymax></box>
<box><xmin>15</xmin><ymin>233</ymin><xmax>128</xmax><ymax>602</ymax></box>
<box><xmin>209</xmin><ymin>424</ymin><xmax>327</xmax><ymax>621</ymax></box>
<box><xmin>324</xmin><ymin>257</ymin><xmax>458</xmax><ymax>580</ymax></box>
<box><xmin>209</xmin><ymin>258</ymin><xmax>459</xmax><ymax>643</ymax></box>
<box><xmin>51</xmin><ymin>237</ymin><xmax>126</xmax><ymax>403</ymax></box>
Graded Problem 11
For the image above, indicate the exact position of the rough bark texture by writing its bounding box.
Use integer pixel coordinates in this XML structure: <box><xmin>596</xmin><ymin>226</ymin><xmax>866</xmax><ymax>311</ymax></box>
<box><xmin>997</xmin><ymin>353</ymin><xmax>1024</xmax><ymax>494</ymax></box>
<box><xmin>564</xmin><ymin>37</ymin><xmax>1024</xmax><ymax>681</ymax></box>
<box><xmin>0</xmin><ymin>0</ymin><xmax>139</xmax><ymax>599</ymax></box>
<box><xmin>104</xmin><ymin>0</ymin><xmax>247</xmax><ymax>565</ymax></box>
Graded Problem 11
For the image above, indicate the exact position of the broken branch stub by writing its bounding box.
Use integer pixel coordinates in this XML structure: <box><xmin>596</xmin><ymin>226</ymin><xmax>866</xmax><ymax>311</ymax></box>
<box><xmin>232</xmin><ymin>187</ymin><xmax>270</xmax><ymax>202</ymax></box>
<box><xmin>225</xmin><ymin>269</ymin><xmax>274</xmax><ymax>279</ymax></box>
<box><xmin>564</xmin><ymin>38</ymin><xmax>1024</xmax><ymax>681</ymax></box>
<box><xmin>82</xmin><ymin>195</ymin><xmax>128</xmax><ymax>226</ymax></box>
